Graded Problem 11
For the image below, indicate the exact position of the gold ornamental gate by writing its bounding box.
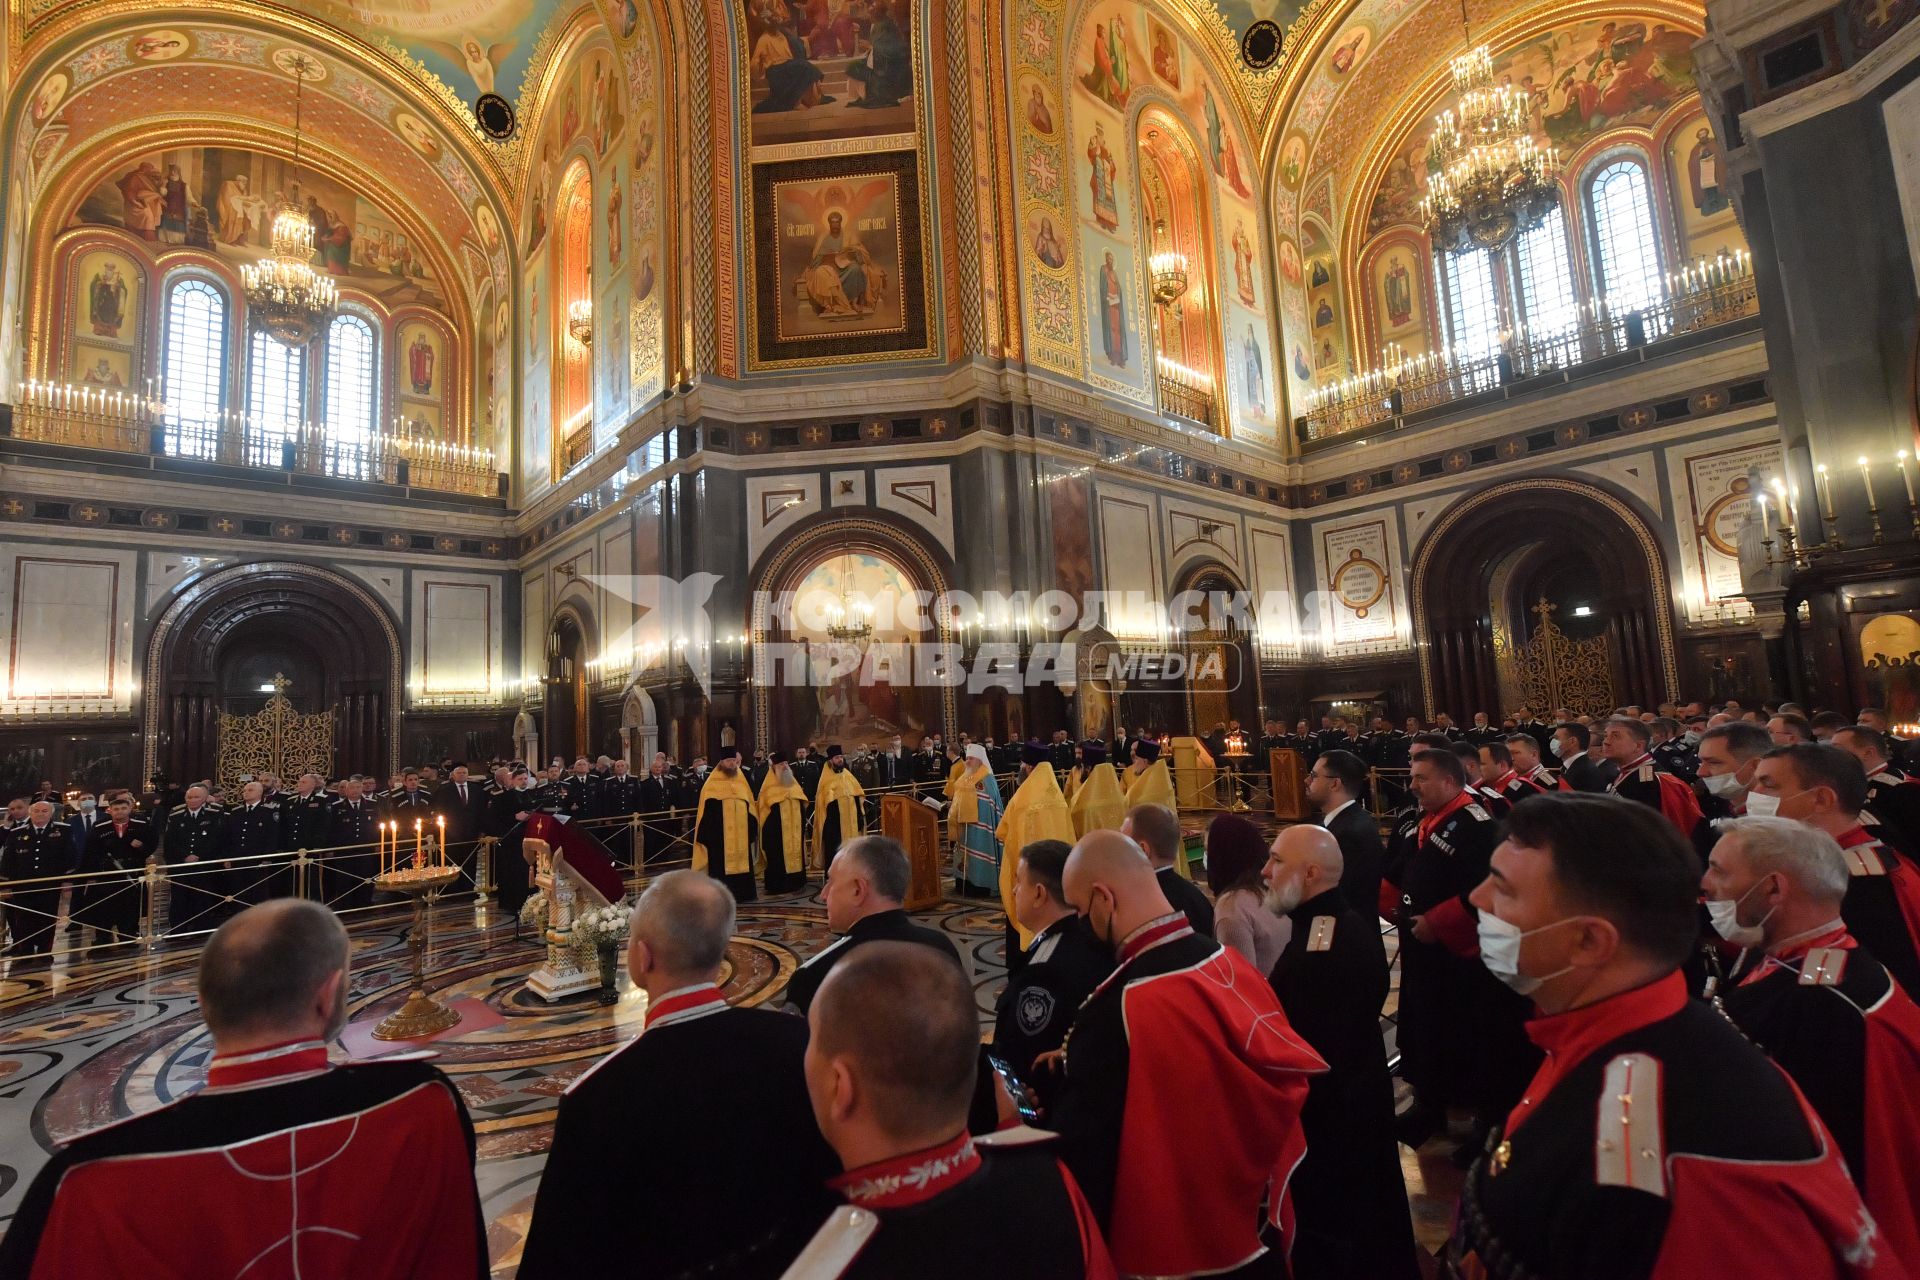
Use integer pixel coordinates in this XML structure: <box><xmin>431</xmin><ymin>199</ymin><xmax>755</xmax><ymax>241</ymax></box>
<box><xmin>215</xmin><ymin>674</ymin><xmax>335</xmax><ymax>792</ymax></box>
<box><xmin>1493</xmin><ymin>600</ymin><xmax>1614</xmax><ymax>716</ymax></box>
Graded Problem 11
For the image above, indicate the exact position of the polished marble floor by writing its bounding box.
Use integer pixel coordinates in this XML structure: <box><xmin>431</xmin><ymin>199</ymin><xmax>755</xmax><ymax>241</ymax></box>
<box><xmin>0</xmin><ymin>882</ymin><xmax>1457</xmax><ymax>1275</ymax></box>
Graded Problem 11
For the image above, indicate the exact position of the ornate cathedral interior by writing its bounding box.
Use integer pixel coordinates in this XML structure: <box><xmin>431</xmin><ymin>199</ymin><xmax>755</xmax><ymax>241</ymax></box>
<box><xmin>0</xmin><ymin>0</ymin><xmax>1917</xmax><ymax>1272</ymax></box>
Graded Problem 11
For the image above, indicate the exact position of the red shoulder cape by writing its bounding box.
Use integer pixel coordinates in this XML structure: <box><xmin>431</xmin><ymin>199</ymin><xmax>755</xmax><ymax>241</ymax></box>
<box><xmin>1109</xmin><ymin>945</ymin><xmax>1326</xmax><ymax>1275</ymax></box>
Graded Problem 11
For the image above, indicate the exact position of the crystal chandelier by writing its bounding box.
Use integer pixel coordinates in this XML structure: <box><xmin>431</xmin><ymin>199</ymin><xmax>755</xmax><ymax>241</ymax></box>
<box><xmin>242</xmin><ymin>56</ymin><xmax>337</xmax><ymax>346</ymax></box>
<box><xmin>825</xmin><ymin>548</ymin><xmax>873</xmax><ymax>643</ymax></box>
<box><xmin>1419</xmin><ymin>11</ymin><xmax>1560</xmax><ymax>256</ymax></box>
<box><xmin>1149</xmin><ymin>220</ymin><xmax>1189</xmax><ymax>307</ymax></box>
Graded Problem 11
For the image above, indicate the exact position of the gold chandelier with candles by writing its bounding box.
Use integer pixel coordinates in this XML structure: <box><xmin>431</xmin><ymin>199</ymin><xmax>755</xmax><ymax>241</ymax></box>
<box><xmin>242</xmin><ymin>56</ymin><xmax>337</xmax><ymax>346</ymax></box>
<box><xmin>1148</xmin><ymin>220</ymin><xmax>1189</xmax><ymax>307</ymax></box>
<box><xmin>1419</xmin><ymin>9</ymin><xmax>1560</xmax><ymax>256</ymax></box>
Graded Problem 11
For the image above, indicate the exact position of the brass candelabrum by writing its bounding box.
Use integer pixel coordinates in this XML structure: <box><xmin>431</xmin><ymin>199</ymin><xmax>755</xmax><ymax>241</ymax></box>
<box><xmin>370</xmin><ymin>829</ymin><xmax>462</xmax><ymax>1041</ymax></box>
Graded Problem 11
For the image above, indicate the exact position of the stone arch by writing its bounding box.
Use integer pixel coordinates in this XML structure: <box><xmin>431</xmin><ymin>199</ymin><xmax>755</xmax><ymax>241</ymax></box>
<box><xmin>1410</xmin><ymin>477</ymin><xmax>1679</xmax><ymax>718</ymax></box>
<box><xmin>142</xmin><ymin>561</ymin><xmax>401</xmax><ymax>783</ymax></box>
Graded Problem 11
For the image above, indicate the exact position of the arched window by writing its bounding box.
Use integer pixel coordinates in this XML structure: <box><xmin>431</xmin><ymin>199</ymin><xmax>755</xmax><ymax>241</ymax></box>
<box><xmin>323</xmin><ymin>312</ymin><xmax>378</xmax><ymax>477</ymax></box>
<box><xmin>246</xmin><ymin>327</ymin><xmax>307</xmax><ymax>467</ymax></box>
<box><xmin>554</xmin><ymin>160</ymin><xmax>594</xmax><ymax>474</ymax></box>
<box><xmin>1436</xmin><ymin>249</ymin><xmax>1501</xmax><ymax>355</ymax></box>
<box><xmin>162</xmin><ymin>276</ymin><xmax>228</xmax><ymax>459</ymax></box>
<box><xmin>1585</xmin><ymin>158</ymin><xmax>1664</xmax><ymax>311</ymax></box>
<box><xmin>1513</xmin><ymin>205</ymin><xmax>1579</xmax><ymax>336</ymax></box>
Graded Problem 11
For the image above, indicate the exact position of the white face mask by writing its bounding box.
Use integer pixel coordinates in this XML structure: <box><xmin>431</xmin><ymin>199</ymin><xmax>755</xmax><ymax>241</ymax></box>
<box><xmin>1742</xmin><ymin>790</ymin><xmax>1791</xmax><ymax>818</ymax></box>
<box><xmin>1549</xmin><ymin>738</ymin><xmax>1566</xmax><ymax>758</ymax></box>
<box><xmin>1476</xmin><ymin>912</ymin><xmax>1580</xmax><ymax>995</ymax></box>
<box><xmin>1702</xmin><ymin>770</ymin><xmax>1746</xmax><ymax>799</ymax></box>
<box><xmin>1706</xmin><ymin>875</ymin><xmax>1776</xmax><ymax>948</ymax></box>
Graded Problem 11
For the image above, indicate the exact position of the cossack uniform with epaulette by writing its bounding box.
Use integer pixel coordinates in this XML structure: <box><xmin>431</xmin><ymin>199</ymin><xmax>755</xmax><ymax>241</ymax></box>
<box><xmin>1829</xmin><ymin>824</ymin><xmax>1920</xmax><ymax>1000</ymax></box>
<box><xmin>1</xmin><ymin>820</ymin><xmax>77</xmax><ymax>955</ymax></box>
<box><xmin>1446</xmin><ymin>971</ymin><xmax>1901</xmax><ymax>1279</ymax></box>
<box><xmin>161</xmin><ymin>801</ymin><xmax>226</xmax><ymax>865</ymax></box>
<box><xmin>1606</xmin><ymin>753</ymin><xmax>1704</xmax><ymax>836</ymax></box>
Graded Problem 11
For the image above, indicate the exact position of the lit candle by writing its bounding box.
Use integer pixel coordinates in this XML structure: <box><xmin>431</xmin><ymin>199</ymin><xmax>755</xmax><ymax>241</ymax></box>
<box><xmin>1859</xmin><ymin>455</ymin><xmax>1878</xmax><ymax>515</ymax></box>
<box><xmin>1771</xmin><ymin>476</ymin><xmax>1795</xmax><ymax>532</ymax></box>
<box><xmin>1900</xmin><ymin>450</ymin><xmax>1918</xmax><ymax>512</ymax></box>
<box><xmin>1817</xmin><ymin>463</ymin><xmax>1837</xmax><ymax>526</ymax></box>
<box><xmin>435</xmin><ymin>815</ymin><xmax>446</xmax><ymax>867</ymax></box>
<box><xmin>414</xmin><ymin>817</ymin><xmax>423</xmax><ymax>869</ymax></box>
<box><xmin>1756</xmin><ymin>489</ymin><xmax>1770</xmax><ymax>540</ymax></box>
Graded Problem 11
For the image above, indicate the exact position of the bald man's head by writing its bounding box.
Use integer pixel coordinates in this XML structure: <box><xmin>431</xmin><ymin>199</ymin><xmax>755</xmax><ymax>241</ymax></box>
<box><xmin>805</xmin><ymin>942</ymin><xmax>977</xmax><ymax>1152</ymax></box>
<box><xmin>1263</xmin><ymin>823</ymin><xmax>1344</xmax><ymax>916</ymax></box>
<box><xmin>198</xmin><ymin>900</ymin><xmax>350</xmax><ymax>1046</ymax></box>
<box><xmin>1064</xmin><ymin>830</ymin><xmax>1169</xmax><ymax>949</ymax></box>
<box><xmin>630</xmin><ymin>868</ymin><xmax>736</xmax><ymax>980</ymax></box>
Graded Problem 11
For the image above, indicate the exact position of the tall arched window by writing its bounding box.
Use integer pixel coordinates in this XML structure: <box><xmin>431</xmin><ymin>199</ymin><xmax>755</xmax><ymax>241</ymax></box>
<box><xmin>246</xmin><ymin>327</ymin><xmax>307</xmax><ymax>467</ymax></box>
<box><xmin>324</xmin><ymin>312</ymin><xmax>378</xmax><ymax>477</ymax></box>
<box><xmin>1586</xmin><ymin>158</ymin><xmax>1664</xmax><ymax>311</ymax></box>
<box><xmin>1513</xmin><ymin>206</ymin><xmax>1579</xmax><ymax>336</ymax></box>
<box><xmin>1436</xmin><ymin>250</ymin><xmax>1501</xmax><ymax>355</ymax></box>
<box><xmin>163</xmin><ymin>277</ymin><xmax>228</xmax><ymax>459</ymax></box>
<box><xmin>553</xmin><ymin>160</ymin><xmax>594</xmax><ymax>475</ymax></box>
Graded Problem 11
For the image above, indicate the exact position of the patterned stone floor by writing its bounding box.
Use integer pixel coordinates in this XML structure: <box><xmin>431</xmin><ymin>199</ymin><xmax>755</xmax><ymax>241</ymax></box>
<box><xmin>0</xmin><ymin>882</ymin><xmax>1459</xmax><ymax>1274</ymax></box>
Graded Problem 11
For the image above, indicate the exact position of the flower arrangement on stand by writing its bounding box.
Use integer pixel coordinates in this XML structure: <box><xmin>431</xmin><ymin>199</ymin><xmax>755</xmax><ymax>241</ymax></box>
<box><xmin>519</xmin><ymin>891</ymin><xmax>549</xmax><ymax>929</ymax></box>
<box><xmin>570</xmin><ymin>900</ymin><xmax>634</xmax><ymax>1004</ymax></box>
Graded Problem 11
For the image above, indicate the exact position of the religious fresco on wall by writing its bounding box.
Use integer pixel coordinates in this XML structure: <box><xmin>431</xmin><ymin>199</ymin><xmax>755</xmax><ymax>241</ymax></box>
<box><xmin>773</xmin><ymin>553</ymin><xmax>941</xmax><ymax>748</ymax></box>
<box><xmin>1300</xmin><ymin>219</ymin><xmax>1348</xmax><ymax>385</ymax></box>
<box><xmin>1227</xmin><ymin>304</ymin><xmax>1273</xmax><ymax>433</ymax></box>
<box><xmin>70</xmin><ymin>248</ymin><xmax>139</xmax><ymax>348</ymax></box>
<box><xmin>1363</xmin><ymin>235</ymin><xmax>1433</xmax><ymax>363</ymax></box>
<box><xmin>1326</xmin><ymin>22</ymin><xmax>1372</xmax><ymax>78</ymax></box>
<box><xmin>1367</xmin><ymin>18</ymin><xmax>1699</xmax><ymax>235</ymax></box>
<box><xmin>745</xmin><ymin>0</ymin><xmax>917</xmax><ymax>155</ymax></box>
<box><xmin>71</xmin><ymin>147</ymin><xmax>446</xmax><ymax>312</ymax></box>
<box><xmin>1019</xmin><ymin>74</ymin><xmax>1059</xmax><ymax>137</ymax></box>
<box><xmin>751</xmin><ymin>153</ymin><xmax>928</xmax><ymax>365</ymax></box>
<box><xmin>1665</xmin><ymin>111</ymin><xmax>1744</xmax><ymax>261</ymax></box>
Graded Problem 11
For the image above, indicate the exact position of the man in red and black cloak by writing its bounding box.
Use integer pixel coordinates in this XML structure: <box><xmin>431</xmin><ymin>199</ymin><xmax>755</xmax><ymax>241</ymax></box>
<box><xmin>0</xmin><ymin>899</ymin><xmax>485</xmax><ymax>1279</ymax></box>
<box><xmin>1048</xmin><ymin>830</ymin><xmax>1325</xmax><ymax>1278</ymax></box>
<box><xmin>1446</xmin><ymin>793</ymin><xmax>1901</xmax><ymax>1280</ymax></box>
<box><xmin>1707</xmin><ymin>815</ymin><xmax>1920</xmax><ymax>1265</ymax></box>
<box><xmin>1750</xmin><ymin>742</ymin><xmax>1920</xmax><ymax>996</ymax></box>
<box><xmin>1599</xmin><ymin>716</ymin><xmax>1706</xmax><ymax>836</ymax></box>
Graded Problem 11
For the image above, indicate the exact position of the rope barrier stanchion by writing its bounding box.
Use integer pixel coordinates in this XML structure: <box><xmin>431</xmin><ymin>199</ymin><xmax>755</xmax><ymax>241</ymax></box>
<box><xmin>140</xmin><ymin>859</ymin><xmax>161</xmax><ymax>952</ymax></box>
<box><xmin>475</xmin><ymin>836</ymin><xmax>497</xmax><ymax>899</ymax></box>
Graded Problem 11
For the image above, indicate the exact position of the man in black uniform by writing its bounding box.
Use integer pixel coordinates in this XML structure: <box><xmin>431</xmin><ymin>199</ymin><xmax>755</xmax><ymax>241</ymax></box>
<box><xmin>1396</xmin><ymin>748</ymin><xmax>1536</xmax><ymax>1157</ymax></box>
<box><xmin>162</xmin><ymin>784</ymin><xmax>227</xmax><ymax>933</ymax></box>
<box><xmin>790</xmin><ymin>942</ymin><xmax>1114</xmax><ymax>1279</ymax></box>
<box><xmin>594</xmin><ymin>757</ymin><xmax>643</xmax><ymax>868</ymax></box>
<box><xmin>634</xmin><ymin>757</ymin><xmax>678</xmax><ymax>866</ymax></box>
<box><xmin>783</xmin><ymin>835</ymin><xmax>961</xmax><ymax>1016</ymax></box>
<box><xmin>519</xmin><ymin>870</ymin><xmax>837</xmax><ymax>1278</ymax></box>
<box><xmin>789</xmin><ymin>746</ymin><xmax>822</xmax><ymax>801</ymax></box>
<box><xmin>1447</xmin><ymin>794</ymin><xmax>1893</xmax><ymax>1280</ymax></box>
<box><xmin>226</xmin><ymin>780</ymin><xmax>284</xmax><ymax>906</ymax></box>
<box><xmin>1649</xmin><ymin>716</ymin><xmax>1698</xmax><ymax>782</ymax></box>
<box><xmin>382</xmin><ymin>770</ymin><xmax>434</xmax><ymax>828</ymax></box>
<box><xmin>1306</xmin><ymin>748</ymin><xmax>1385</xmax><ymax>914</ymax></box>
<box><xmin>1837</xmin><ymin>725</ymin><xmax>1920</xmax><ymax>848</ymax></box>
<box><xmin>326</xmin><ymin>777</ymin><xmax>379</xmax><ymax>909</ymax></box>
<box><xmin>280</xmin><ymin>773</ymin><xmax>337</xmax><ymax>861</ymax></box>
<box><xmin>78</xmin><ymin>795</ymin><xmax>153</xmax><ymax>944</ymax></box>
<box><xmin>1262</xmin><ymin>825</ymin><xmax>1419</xmax><ymax>1280</ymax></box>
<box><xmin>1552</xmin><ymin>721</ymin><xmax>1607</xmax><ymax>792</ymax></box>
<box><xmin>2</xmin><ymin>802</ymin><xmax>75</xmax><ymax>956</ymax></box>
<box><xmin>1120</xmin><ymin>802</ymin><xmax>1215</xmax><ymax>938</ymax></box>
<box><xmin>557</xmin><ymin>757</ymin><xmax>602</xmax><ymax>820</ymax></box>
<box><xmin>1463</xmin><ymin>711</ymin><xmax>1501</xmax><ymax>746</ymax></box>
<box><xmin>991</xmin><ymin>839</ymin><xmax>1110</xmax><ymax>1117</ymax></box>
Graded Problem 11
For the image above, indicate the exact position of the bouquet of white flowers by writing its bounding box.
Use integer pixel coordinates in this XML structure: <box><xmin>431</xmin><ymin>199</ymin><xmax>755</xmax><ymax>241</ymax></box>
<box><xmin>519</xmin><ymin>891</ymin><xmax>549</xmax><ymax>928</ymax></box>
<box><xmin>570</xmin><ymin>900</ymin><xmax>634</xmax><ymax>952</ymax></box>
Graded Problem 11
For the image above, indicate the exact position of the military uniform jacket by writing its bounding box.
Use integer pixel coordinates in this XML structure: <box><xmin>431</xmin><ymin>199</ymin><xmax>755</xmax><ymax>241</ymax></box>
<box><xmin>281</xmin><ymin>791</ymin><xmax>339</xmax><ymax>850</ymax></box>
<box><xmin>81</xmin><ymin>818</ymin><xmax>154</xmax><ymax>873</ymax></box>
<box><xmin>785</xmin><ymin>1129</ymin><xmax>1115</xmax><ymax>1280</ymax></box>
<box><xmin>330</xmin><ymin>796</ymin><xmax>379</xmax><ymax>846</ymax></box>
<box><xmin>783</xmin><ymin>909</ymin><xmax>963</xmax><ymax>1016</ymax></box>
<box><xmin>1606</xmin><ymin>755</ymin><xmax>1705</xmax><ymax>835</ymax></box>
<box><xmin>556</xmin><ymin>772</ymin><xmax>601</xmax><ymax>818</ymax></box>
<box><xmin>1448</xmin><ymin>974</ymin><xmax>1896</xmax><ymax>1280</ymax></box>
<box><xmin>1372</xmin><ymin>730</ymin><xmax>1413</xmax><ymax>769</ymax></box>
<box><xmin>161</xmin><ymin>803</ymin><xmax>226</xmax><ymax>863</ymax></box>
<box><xmin>596</xmin><ymin>774</ymin><xmax>643</xmax><ymax>818</ymax></box>
<box><xmin>1399</xmin><ymin>792</ymin><xmax>1499</xmax><ymax>953</ymax></box>
<box><xmin>634</xmin><ymin>775</ymin><xmax>676</xmax><ymax>815</ymax></box>
<box><xmin>1866</xmin><ymin>769</ymin><xmax>1920</xmax><ymax>849</ymax></box>
<box><xmin>0</xmin><ymin>823</ymin><xmax>76</xmax><ymax>880</ymax></box>
<box><xmin>382</xmin><ymin>788</ymin><xmax>435</xmax><ymax>822</ymax></box>
<box><xmin>225</xmin><ymin>802</ymin><xmax>282</xmax><ymax>858</ymax></box>
<box><xmin>990</xmin><ymin>915</ymin><xmax>1111</xmax><ymax>1115</ymax></box>
<box><xmin>1830</xmin><ymin>825</ymin><xmax>1920</xmax><ymax>1002</ymax></box>
<box><xmin>1651</xmin><ymin>740</ymin><xmax>1699</xmax><ymax>782</ymax></box>
<box><xmin>1722</xmin><ymin>926</ymin><xmax>1920</xmax><ymax>1265</ymax></box>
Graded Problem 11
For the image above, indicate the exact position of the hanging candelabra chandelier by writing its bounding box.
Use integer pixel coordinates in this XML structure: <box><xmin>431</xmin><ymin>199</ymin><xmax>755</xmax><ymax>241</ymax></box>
<box><xmin>1149</xmin><ymin>220</ymin><xmax>1189</xmax><ymax>307</ymax></box>
<box><xmin>824</xmin><ymin>548</ymin><xmax>873</xmax><ymax>643</ymax></box>
<box><xmin>1419</xmin><ymin>4</ymin><xmax>1560</xmax><ymax>256</ymax></box>
<box><xmin>242</xmin><ymin>55</ymin><xmax>337</xmax><ymax>346</ymax></box>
